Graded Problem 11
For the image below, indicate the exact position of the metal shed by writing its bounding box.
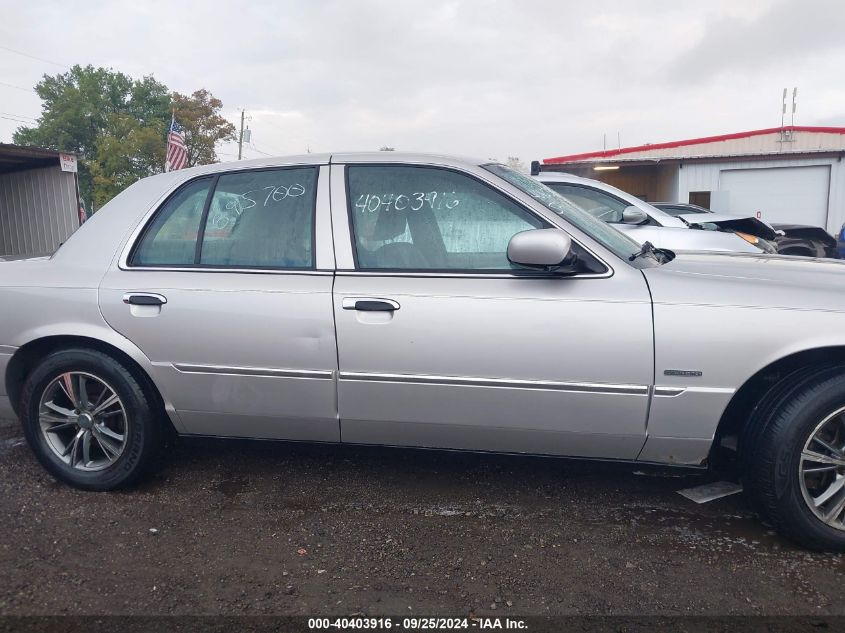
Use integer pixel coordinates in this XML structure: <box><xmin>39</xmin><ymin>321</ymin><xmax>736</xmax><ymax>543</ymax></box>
<box><xmin>0</xmin><ymin>144</ymin><xmax>80</xmax><ymax>258</ymax></box>
<box><xmin>541</xmin><ymin>126</ymin><xmax>845</xmax><ymax>234</ymax></box>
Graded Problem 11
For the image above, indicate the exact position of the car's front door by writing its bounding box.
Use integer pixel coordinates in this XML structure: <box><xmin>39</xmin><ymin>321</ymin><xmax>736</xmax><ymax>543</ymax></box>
<box><xmin>99</xmin><ymin>164</ymin><xmax>339</xmax><ymax>441</ymax></box>
<box><xmin>331</xmin><ymin>162</ymin><xmax>654</xmax><ymax>459</ymax></box>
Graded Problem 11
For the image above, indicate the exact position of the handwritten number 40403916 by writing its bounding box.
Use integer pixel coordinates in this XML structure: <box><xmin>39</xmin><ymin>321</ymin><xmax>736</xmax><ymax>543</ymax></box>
<box><xmin>355</xmin><ymin>192</ymin><xmax>460</xmax><ymax>214</ymax></box>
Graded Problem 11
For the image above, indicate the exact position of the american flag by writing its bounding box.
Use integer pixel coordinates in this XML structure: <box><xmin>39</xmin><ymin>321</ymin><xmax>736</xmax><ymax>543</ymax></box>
<box><xmin>165</xmin><ymin>118</ymin><xmax>188</xmax><ymax>171</ymax></box>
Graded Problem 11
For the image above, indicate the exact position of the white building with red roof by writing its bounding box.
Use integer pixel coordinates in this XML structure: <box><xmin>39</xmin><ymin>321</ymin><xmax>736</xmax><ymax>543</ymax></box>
<box><xmin>540</xmin><ymin>126</ymin><xmax>845</xmax><ymax>233</ymax></box>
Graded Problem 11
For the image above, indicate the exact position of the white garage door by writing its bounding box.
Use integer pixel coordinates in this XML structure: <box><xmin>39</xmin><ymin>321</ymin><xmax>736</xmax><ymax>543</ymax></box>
<box><xmin>719</xmin><ymin>165</ymin><xmax>831</xmax><ymax>227</ymax></box>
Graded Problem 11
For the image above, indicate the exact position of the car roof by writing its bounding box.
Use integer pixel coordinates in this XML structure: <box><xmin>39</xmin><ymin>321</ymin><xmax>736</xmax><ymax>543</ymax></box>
<box><xmin>163</xmin><ymin>152</ymin><xmax>494</xmax><ymax>180</ymax></box>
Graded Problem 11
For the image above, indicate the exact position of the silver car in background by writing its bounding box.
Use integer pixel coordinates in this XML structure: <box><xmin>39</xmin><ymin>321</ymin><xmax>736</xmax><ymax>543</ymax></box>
<box><xmin>535</xmin><ymin>171</ymin><xmax>777</xmax><ymax>254</ymax></box>
<box><xmin>3</xmin><ymin>153</ymin><xmax>845</xmax><ymax>550</ymax></box>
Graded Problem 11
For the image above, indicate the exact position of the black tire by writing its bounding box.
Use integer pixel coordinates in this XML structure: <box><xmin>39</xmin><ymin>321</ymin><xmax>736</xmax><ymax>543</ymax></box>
<box><xmin>20</xmin><ymin>348</ymin><xmax>162</xmax><ymax>490</ymax></box>
<box><xmin>745</xmin><ymin>370</ymin><xmax>845</xmax><ymax>550</ymax></box>
<box><xmin>779</xmin><ymin>247</ymin><xmax>813</xmax><ymax>258</ymax></box>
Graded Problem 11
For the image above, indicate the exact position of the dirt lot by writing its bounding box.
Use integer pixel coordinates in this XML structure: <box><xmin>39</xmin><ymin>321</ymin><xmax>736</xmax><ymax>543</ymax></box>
<box><xmin>1</xmin><ymin>419</ymin><xmax>844</xmax><ymax>618</ymax></box>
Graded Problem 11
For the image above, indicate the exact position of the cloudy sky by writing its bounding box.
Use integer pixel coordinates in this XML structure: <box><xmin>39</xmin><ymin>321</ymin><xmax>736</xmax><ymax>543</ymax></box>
<box><xmin>1</xmin><ymin>0</ymin><xmax>844</xmax><ymax>164</ymax></box>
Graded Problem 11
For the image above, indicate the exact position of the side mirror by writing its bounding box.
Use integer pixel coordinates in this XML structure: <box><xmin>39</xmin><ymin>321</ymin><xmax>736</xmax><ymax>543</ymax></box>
<box><xmin>507</xmin><ymin>229</ymin><xmax>574</xmax><ymax>272</ymax></box>
<box><xmin>622</xmin><ymin>206</ymin><xmax>649</xmax><ymax>225</ymax></box>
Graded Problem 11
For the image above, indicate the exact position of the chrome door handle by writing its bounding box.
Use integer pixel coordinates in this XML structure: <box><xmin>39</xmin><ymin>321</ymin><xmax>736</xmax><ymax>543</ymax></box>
<box><xmin>342</xmin><ymin>297</ymin><xmax>400</xmax><ymax>311</ymax></box>
<box><xmin>123</xmin><ymin>292</ymin><xmax>167</xmax><ymax>306</ymax></box>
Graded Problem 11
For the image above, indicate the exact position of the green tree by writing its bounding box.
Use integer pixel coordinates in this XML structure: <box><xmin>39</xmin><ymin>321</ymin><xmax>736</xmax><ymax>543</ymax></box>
<box><xmin>171</xmin><ymin>89</ymin><xmax>237</xmax><ymax>168</ymax></box>
<box><xmin>13</xmin><ymin>65</ymin><xmax>170</xmax><ymax>206</ymax></box>
<box><xmin>90</xmin><ymin>114</ymin><xmax>166</xmax><ymax>208</ymax></box>
<box><xmin>13</xmin><ymin>66</ymin><xmax>234</xmax><ymax>208</ymax></box>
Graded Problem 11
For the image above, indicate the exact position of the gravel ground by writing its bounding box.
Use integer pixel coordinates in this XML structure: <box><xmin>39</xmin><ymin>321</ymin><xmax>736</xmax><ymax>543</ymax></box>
<box><xmin>1</xmin><ymin>420</ymin><xmax>844</xmax><ymax>617</ymax></box>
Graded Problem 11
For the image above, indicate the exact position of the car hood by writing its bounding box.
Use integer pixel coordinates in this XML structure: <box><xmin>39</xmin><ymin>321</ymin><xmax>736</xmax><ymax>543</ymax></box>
<box><xmin>676</xmin><ymin>213</ymin><xmax>778</xmax><ymax>240</ymax></box>
<box><xmin>644</xmin><ymin>250</ymin><xmax>845</xmax><ymax>311</ymax></box>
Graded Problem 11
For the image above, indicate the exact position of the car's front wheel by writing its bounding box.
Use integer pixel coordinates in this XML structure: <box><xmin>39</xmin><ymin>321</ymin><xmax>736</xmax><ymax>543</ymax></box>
<box><xmin>747</xmin><ymin>371</ymin><xmax>845</xmax><ymax>550</ymax></box>
<box><xmin>20</xmin><ymin>348</ymin><xmax>162</xmax><ymax>490</ymax></box>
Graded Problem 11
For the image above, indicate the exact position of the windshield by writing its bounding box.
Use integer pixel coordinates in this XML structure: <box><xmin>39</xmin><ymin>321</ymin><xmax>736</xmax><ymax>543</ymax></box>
<box><xmin>657</xmin><ymin>204</ymin><xmax>711</xmax><ymax>218</ymax></box>
<box><xmin>483</xmin><ymin>164</ymin><xmax>642</xmax><ymax>260</ymax></box>
<box><xmin>543</xmin><ymin>182</ymin><xmax>631</xmax><ymax>223</ymax></box>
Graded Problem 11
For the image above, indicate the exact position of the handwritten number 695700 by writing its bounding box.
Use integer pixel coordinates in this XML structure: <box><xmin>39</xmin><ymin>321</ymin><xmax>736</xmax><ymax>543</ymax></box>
<box><xmin>240</xmin><ymin>183</ymin><xmax>307</xmax><ymax>210</ymax></box>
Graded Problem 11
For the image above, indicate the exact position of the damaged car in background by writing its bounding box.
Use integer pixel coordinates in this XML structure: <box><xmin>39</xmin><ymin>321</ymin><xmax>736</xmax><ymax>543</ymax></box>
<box><xmin>5</xmin><ymin>153</ymin><xmax>845</xmax><ymax>552</ymax></box>
<box><xmin>533</xmin><ymin>171</ymin><xmax>779</xmax><ymax>254</ymax></box>
<box><xmin>655</xmin><ymin>202</ymin><xmax>839</xmax><ymax>259</ymax></box>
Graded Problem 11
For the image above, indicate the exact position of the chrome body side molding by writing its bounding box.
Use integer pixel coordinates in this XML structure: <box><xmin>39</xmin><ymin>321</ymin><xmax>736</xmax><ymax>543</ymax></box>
<box><xmin>339</xmin><ymin>371</ymin><xmax>649</xmax><ymax>396</ymax></box>
<box><xmin>174</xmin><ymin>364</ymin><xmax>334</xmax><ymax>380</ymax></box>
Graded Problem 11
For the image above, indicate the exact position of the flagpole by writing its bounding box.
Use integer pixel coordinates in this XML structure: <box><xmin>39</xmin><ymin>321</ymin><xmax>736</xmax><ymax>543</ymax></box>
<box><xmin>165</xmin><ymin>109</ymin><xmax>174</xmax><ymax>173</ymax></box>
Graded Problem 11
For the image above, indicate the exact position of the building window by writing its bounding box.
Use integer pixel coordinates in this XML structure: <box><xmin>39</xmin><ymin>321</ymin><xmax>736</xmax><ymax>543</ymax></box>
<box><xmin>689</xmin><ymin>191</ymin><xmax>711</xmax><ymax>209</ymax></box>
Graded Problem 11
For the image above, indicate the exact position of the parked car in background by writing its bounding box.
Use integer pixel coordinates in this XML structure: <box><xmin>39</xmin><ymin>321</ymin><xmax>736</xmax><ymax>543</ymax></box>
<box><xmin>655</xmin><ymin>202</ymin><xmax>839</xmax><ymax>259</ymax></box>
<box><xmin>534</xmin><ymin>172</ymin><xmax>776</xmax><ymax>254</ymax></box>
<box><xmin>6</xmin><ymin>153</ymin><xmax>845</xmax><ymax>550</ymax></box>
<box><xmin>839</xmin><ymin>223</ymin><xmax>845</xmax><ymax>259</ymax></box>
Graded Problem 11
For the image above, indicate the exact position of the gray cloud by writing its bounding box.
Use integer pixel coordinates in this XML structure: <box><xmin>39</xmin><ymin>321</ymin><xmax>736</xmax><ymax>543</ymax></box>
<box><xmin>667</xmin><ymin>0</ymin><xmax>845</xmax><ymax>82</ymax></box>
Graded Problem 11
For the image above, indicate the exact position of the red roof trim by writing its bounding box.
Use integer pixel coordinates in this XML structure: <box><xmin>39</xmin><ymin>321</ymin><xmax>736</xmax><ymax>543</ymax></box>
<box><xmin>543</xmin><ymin>126</ymin><xmax>845</xmax><ymax>164</ymax></box>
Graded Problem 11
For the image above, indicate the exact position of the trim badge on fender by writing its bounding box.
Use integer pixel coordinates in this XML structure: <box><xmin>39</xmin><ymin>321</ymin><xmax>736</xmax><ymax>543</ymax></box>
<box><xmin>663</xmin><ymin>369</ymin><xmax>703</xmax><ymax>377</ymax></box>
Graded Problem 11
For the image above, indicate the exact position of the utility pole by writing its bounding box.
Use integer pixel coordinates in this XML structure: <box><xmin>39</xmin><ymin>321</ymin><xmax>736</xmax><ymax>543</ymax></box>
<box><xmin>238</xmin><ymin>110</ymin><xmax>245</xmax><ymax>160</ymax></box>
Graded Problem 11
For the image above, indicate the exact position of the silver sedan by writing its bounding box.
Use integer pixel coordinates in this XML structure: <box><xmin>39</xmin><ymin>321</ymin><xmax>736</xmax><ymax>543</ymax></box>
<box><xmin>2</xmin><ymin>153</ymin><xmax>845</xmax><ymax>550</ymax></box>
<box><xmin>535</xmin><ymin>171</ymin><xmax>777</xmax><ymax>254</ymax></box>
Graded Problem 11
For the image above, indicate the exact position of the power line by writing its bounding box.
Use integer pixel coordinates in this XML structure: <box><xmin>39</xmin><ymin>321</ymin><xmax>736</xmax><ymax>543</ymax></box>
<box><xmin>247</xmin><ymin>141</ymin><xmax>285</xmax><ymax>157</ymax></box>
<box><xmin>0</xmin><ymin>45</ymin><xmax>68</xmax><ymax>68</ymax></box>
<box><xmin>0</xmin><ymin>80</ymin><xmax>37</xmax><ymax>93</ymax></box>
<box><xmin>0</xmin><ymin>111</ymin><xmax>37</xmax><ymax>121</ymax></box>
<box><xmin>0</xmin><ymin>115</ymin><xmax>33</xmax><ymax>124</ymax></box>
<box><xmin>247</xmin><ymin>144</ymin><xmax>274</xmax><ymax>157</ymax></box>
<box><xmin>0</xmin><ymin>112</ymin><xmax>38</xmax><ymax>121</ymax></box>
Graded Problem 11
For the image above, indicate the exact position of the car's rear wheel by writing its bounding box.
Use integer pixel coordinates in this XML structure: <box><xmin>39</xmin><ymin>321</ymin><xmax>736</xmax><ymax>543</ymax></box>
<box><xmin>20</xmin><ymin>348</ymin><xmax>162</xmax><ymax>490</ymax></box>
<box><xmin>747</xmin><ymin>371</ymin><xmax>845</xmax><ymax>550</ymax></box>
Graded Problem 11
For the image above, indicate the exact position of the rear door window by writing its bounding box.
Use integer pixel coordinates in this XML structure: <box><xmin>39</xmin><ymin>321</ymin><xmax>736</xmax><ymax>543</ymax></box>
<box><xmin>200</xmin><ymin>168</ymin><xmax>316</xmax><ymax>268</ymax></box>
<box><xmin>131</xmin><ymin>167</ymin><xmax>317</xmax><ymax>269</ymax></box>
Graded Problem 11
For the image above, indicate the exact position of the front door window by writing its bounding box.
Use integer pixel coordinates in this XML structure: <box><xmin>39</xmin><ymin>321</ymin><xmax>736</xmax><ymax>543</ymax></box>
<box><xmin>347</xmin><ymin>165</ymin><xmax>545</xmax><ymax>271</ymax></box>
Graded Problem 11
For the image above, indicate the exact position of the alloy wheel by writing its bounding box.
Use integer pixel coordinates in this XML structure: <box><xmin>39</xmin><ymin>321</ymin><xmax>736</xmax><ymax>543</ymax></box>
<box><xmin>37</xmin><ymin>372</ymin><xmax>128</xmax><ymax>472</ymax></box>
<box><xmin>799</xmin><ymin>405</ymin><xmax>845</xmax><ymax>531</ymax></box>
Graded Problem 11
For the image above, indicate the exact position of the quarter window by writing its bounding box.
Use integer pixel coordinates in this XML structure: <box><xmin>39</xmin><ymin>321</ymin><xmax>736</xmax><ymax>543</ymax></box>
<box><xmin>347</xmin><ymin>165</ymin><xmax>545</xmax><ymax>270</ymax></box>
<box><xmin>131</xmin><ymin>178</ymin><xmax>211</xmax><ymax>266</ymax></box>
<box><xmin>131</xmin><ymin>167</ymin><xmax>317</xmax><ymax>269</ymax></box>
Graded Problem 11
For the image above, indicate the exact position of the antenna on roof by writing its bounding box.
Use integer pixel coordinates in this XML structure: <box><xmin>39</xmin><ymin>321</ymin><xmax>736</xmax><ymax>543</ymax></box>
<box><xmin>791</xmin><ymin>87</ymin><xmax>798</xmax><ymax>126</ymax></box>
<box><xmin>781</xmin><ymin>88</ymin><xmax>787</xmax><ymax>128</ymax></box>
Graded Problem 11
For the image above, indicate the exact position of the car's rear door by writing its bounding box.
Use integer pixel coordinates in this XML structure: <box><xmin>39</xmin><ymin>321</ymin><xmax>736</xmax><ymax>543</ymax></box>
<box><xmin>99</xmin><ymin>163</ymin><xmax>339</xmax><ymax>441</ymax></box>
<box><xmin>330</xmin><ymin>159</ymin><xmax>653</xmax><ymax>459</ymax></box>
